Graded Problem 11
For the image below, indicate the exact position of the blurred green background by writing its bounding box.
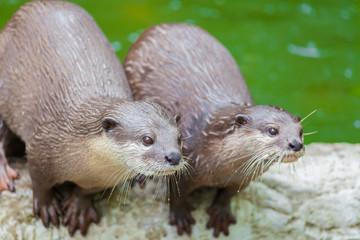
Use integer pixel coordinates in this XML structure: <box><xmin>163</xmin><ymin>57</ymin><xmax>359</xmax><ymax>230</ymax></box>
<box><xmin>0</xmin><ymin>0</ymin><xmax>359</xmax><ymax>143</ymax></box>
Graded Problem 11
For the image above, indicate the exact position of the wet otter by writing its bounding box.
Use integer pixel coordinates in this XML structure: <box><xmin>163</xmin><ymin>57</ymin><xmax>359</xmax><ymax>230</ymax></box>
<box><xmin>0</xmin><ymin>2</ymin><xmax>185</xmax><ymax>236</ymax></box>
<box><xmin>124</xmin><ymin>23</ymin><xmax>304</xmax><ymax>237</ymax></box>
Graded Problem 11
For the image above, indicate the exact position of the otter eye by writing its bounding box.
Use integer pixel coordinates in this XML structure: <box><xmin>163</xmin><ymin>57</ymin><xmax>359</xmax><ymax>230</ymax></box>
<box><xmin>268</xmin><ymin>127</ymin><xmax>278</xmax><ymax>136</ymax></box>
<box><xmin>300</xmin><ymin>129</ymin><xmax>303</xmax><ymax>137</ymax></box>
<box><xmin>142</xmin><ymin>136</ymin><xmax>154</xmax><ymax>146</ymax></box>
<box><xmin>177</xmin><ymin>135</ymin><xmax>182</xmax><ymax>145</ymax></box>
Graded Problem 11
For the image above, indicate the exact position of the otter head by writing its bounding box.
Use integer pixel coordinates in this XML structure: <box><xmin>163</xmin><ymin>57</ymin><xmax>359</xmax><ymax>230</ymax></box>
<box><xmin>231</xmin><ymin>105</ymin><xmax>304</xmax><ymax>164</ymax></box>
<box><xmin>100</xmin><ymin>101</ymin><xmax>184</xmax><ymax>177</ymax></box>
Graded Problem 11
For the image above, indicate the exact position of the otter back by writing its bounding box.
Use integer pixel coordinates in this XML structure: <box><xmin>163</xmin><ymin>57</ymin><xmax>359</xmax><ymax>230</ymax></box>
<box><xmin>125</xmin><ymin>23</ymin><xmax>253</xmax><ymax>148</ymax></box>
<box><xmin>0</xmin><ymin>1</ymin><xmax>132</xmax><ymax>142</ymax></box>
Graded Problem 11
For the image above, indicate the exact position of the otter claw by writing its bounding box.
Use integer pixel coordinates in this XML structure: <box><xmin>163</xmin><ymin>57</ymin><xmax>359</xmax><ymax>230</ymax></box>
<box><xmin>206</xmin><ymin>205</ymin><xmax>236</xmax><ymax>237</ymax></box>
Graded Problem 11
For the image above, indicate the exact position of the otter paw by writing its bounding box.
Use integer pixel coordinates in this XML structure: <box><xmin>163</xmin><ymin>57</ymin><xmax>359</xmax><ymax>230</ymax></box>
<box><xmin>62</xmin><ymin>194</ymin><xmax>100</xmax><ymax>236</ymax></box>
<box><xmin>0</xmin><ymin>162</ymin><xmax>18</xmax><ymax>192</ymax></box>
<box><xmin>169</xmin><ymin>202</ymin><xmax>196</xmax><ymax>235</ymax></box>
<box><xmin>206</xmin><ymin>204</ymin><xmax>236</xmax><ymax>237</ymax></box>
<box><xmin>130</xmin><ymin>173</ymin><xmax>149</xmax><ymax>189</ymax></box>
<box><xmin>33</xmin><ymin>191</ymin><xmax>63</xmax><ymax>228</ymax></box>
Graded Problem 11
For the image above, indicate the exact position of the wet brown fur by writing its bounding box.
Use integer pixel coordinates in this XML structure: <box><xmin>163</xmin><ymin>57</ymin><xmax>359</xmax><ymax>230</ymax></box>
<box><xmin>124</xmin><ymin>23</ymin><xmax>304</xmax><ymax>237</ymax></box>
<box><xmin>0</xmin><ymin>2</ymin><xmax>183</xmax><ymax>236</ymax></box>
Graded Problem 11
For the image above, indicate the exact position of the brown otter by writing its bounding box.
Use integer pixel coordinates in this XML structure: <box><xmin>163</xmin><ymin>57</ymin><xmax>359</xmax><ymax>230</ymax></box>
<box><xmin>0</xmin><ymin>2</ymin><xmax>185</xmax><ymax>236</ymax></box>
<box><xmin>124</xmin><ymin>23</ymin><xmax>304</xmax><ymax>237</ymax></box>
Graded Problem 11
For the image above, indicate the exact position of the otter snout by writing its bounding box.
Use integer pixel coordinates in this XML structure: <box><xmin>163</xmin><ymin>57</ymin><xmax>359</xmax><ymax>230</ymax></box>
<box><xmin>165</xmin><ymin>152</ymin><xmax>181</xmax><ymax>166</ymax></box>
<box><xmin>288</xmin><ymin>141</ymin><xmax>303</xmax><ymax>152</ymax></box>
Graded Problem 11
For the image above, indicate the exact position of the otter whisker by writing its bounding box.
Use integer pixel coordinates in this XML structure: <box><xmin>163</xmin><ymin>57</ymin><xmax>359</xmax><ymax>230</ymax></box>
<box><xmin>276</xmin><ymin>152</ymin><xmax>283</xmax><ymax>169</ymax></box>
<box><xmin>241</xmin><ymin>154</ymin><xmax>263</xmax><ymax>179</ymax></box>
<box><xmin>277</xmin><ymin>151</ymin><xmax>286</xmax><ymax>165</ymax></box>
<box><xmin>263</xmin><ymin>150</ymin><xmax>279</xmax><ymax>170</ymax></box>
<box><xmin>123</xmin><ymin>179</ymin><xmax>132</xmax><ymax>204</ymax></box>
<box><xmin>301</xmin><ymin>153</ymin><xmax>314</xmax><ymax>169</ymax></box>
<box><xmin>303</xmin><ymin>131</ymin><xmax>318</xmax><ymax>136</ymax></box>
<box><xmin>241</xmin><ymin>148</ymin><xmax>273</xmax><ymax>173</ymax></box>
<box><xmin>227</xmin><ymin>151</ymin><xmax>259</xmax><ymax>164</ymax></box>
<box><xmin>290</xmin><ymin>162</ymin><xmax>297</xmax><ymax>176</ymax></box>
<box><xmin>180</xmin><ymin>161</ymin><xmax>195</xmax><ymax>178</ymax></box>
<box><xmin>101</xmin><ymin>168</ymin><xmax>124</xmax><ymax>200</ymax></box>
<box><xmin>117</xmin><ymin>165</ymin><xmax>141</xmax><ymax>205</ymax></box>
<box><xmin>152</xmin><ymin>176</ymin><xmax>161</xmax><ymax>204</ymax></box>
<box><xmin>117</xmin><ymin>170</ymin><xmax>134</xmax><ymax>205</ymax></box>
<box><xmin>227</xmin><ymin>155</ymin><xmax>256</xmax><ymax>186</ymax></box>
<box><xmin>185</xmin><ymin>162</ymin><xmax>195</xmax><ymax>178</ymax></box>
<box><xmin>102</xmin><ymin>165</ymin><xmax>128</xmax><ymax>191</ymax></box>
<box><xmin>182</xmin><ymin>135</ymin><xmax>193</xmax><ymax>140</ymax></box>
<box><xmin>246</xmin><ymin>160</ymin><xmax>261</xmax><ymax>186</ymax></box>
<box><xmin>176</xmin><ymin>165</ymin><xmax>187</xmax><ymax>181</ymax></box>
<box><xmin>152</xmin><ymin>175</ymin><xmax>164</xmax><ymax>202</ymax></box>
<box><xmin>230</xmin><ymin>148</ymin><xmax>273</xmax><ymax>187</ymax></box>
<box><xmin>174</xmin><ymin>174</ymin><xmax>181</xmax><ymax>197</ymax></box>
<box><xmin>167</xmin><ymin>175</ymin><xmax>171</xmax><ymax>204</ymax></box>
<box><xmin>183</xmin><ymin>156</ymin><xmax>195</xmax><ymax>164</ymax></box>
<box><xmin>300</xmin><ymin>109</ymin><xmax>317</xmax><ymax>123</ymax></box>
<box><xmin>106</xmin><ymin>168</ymin><xmax>129</xmax><ymax>203</ymax></box>
<box><xmin>106</xmin><ymin>169</ymin><xmax>128</xmax><ymax>204</ymax></box>
<box><xmin>240</xmin><ymin>148</ymin><xmax>276</xmax><ymax>185</ymax></box>
<box><xmin>239</xmin><ymin>151</ymin><xmax>267</xmax><ymax>178</ymax></box>
<box><xmin>248</xmin><ymin>157</ymin><xmax>266</xmax><ymax>182</ymax></box>
<box><xmin>114</xmin><ymin>169</ymin><xmax>133</xmax><ymax>202</ymax></box>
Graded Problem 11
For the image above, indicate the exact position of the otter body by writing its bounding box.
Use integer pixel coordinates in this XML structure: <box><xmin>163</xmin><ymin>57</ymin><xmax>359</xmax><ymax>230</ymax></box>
<box><xmin>0</xmin><ymin>2</ymin><xmax>184</xmax><ymax>235</ymax></box>
<box><xmin>125</xmin><ymin>23</ymin><xmax>304</xmax><ymax>237</ymax></box>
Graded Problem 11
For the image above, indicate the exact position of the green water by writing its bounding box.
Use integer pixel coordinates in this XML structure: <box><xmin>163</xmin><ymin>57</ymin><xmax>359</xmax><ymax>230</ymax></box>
<box><xmin>0</xmin><ymin>0</ymin><xmax>359</xmax><ymax>143</ymax></box>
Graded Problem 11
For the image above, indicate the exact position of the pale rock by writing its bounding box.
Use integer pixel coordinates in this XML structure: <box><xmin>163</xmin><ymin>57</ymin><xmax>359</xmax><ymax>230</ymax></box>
<box><xmin>0</xmin><ymin>143</ymin><xmax>359</xmax><ymax>239</ymax></box>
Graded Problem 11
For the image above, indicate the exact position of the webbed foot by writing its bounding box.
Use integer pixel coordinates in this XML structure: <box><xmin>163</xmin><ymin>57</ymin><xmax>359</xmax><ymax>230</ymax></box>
<box><xmin>206</xmin><ymin>202</ymin><xmax>236</xmax><ymax>237</ymax></box>
<box><xmin>130</xmin><ymin>173</ymin><xmax>148</xmax><ymax>189</ymax></box>
<box><xmin>33</xmin><ymin>190</ymin><xmax>63</xmax><ymax>227</ymax></box>
<box><xmin>62</xmin><ymin>192</ymin><xmax>100</xmax><ymax>236</ymax></box>
<box><xmin>169</xmin><ymin>201</ymin><xmax>196</xmax><ymax>235</ymax></box>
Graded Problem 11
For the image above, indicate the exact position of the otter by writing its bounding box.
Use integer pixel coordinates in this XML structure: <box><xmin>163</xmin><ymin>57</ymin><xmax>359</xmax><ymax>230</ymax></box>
<box><xmin>0</xmin><ymin>2</ymin><xmax>185</xmax><ymax>236</ymax></box>
<box><xmin>124</xmin><ymin>23</ymin><xmax>304</xmax><ymax>237</ymax></box>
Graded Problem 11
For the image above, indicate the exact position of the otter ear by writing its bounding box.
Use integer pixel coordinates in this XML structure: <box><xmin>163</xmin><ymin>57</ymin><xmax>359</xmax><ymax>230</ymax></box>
<box><xmin>295</xmin><ymin>116</ymin><xmax>301</xmax><ymax>122</ymax></box>
<box><xmin>102</xmin><ymin>117</ymin><xmax>118</xmax><ymax>132</ymax></box>
<box><xmin>174</xmin><ymin>114</ymin><xmax>181</xmax><ymax>125</ymax></box>
<box><xmin>235</xmin><ymin>114</ymin><xmax>249</xmax><ymax>126</ymax></box>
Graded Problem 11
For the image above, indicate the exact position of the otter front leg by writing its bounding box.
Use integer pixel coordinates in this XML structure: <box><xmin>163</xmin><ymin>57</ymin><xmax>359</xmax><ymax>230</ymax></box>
<box><xmin>0</xmin><ymin>119</ymin><xmax>18</xmax><ymax>192</ymax></box>
<box><xmin>169</xmin><ymin>179</ymin><xmax>196</xmax><ymax>235</ymax></box>
<box><xmin>62</xmin><ymin>187</ymin><xmax>100</xmax><ymax>236</ymax></box>
<box><xmin>206</xmin><ymin>186</ymin><xmax>239</xmax><ymax>237</ymax></box>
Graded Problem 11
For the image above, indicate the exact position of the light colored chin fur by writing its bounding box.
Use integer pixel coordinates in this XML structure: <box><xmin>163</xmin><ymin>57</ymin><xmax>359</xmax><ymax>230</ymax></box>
<box><xmin>77</xmin><ymin>134</ymin><xmax>183</xmax><ymax>189</ymax></box>
<box><xmin>279</xmin><ymin>150</ymin><xmax>304</xmax><ymax>163</ymax></box>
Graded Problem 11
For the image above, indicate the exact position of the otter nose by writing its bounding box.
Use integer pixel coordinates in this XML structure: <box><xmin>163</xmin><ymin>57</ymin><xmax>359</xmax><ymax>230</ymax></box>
<box><xmin>165</xmin><ymin>152</ymin><xmax>181</xmax><ymax>166</ymax></box>
<box><xmin>288</xmin><ymin>141</ymin><xmax>303</xmax><ymax>152</ymax></box>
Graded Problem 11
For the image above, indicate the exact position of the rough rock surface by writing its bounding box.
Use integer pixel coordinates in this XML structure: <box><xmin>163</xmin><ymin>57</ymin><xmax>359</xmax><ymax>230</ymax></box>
<box><xmin>0</xmin><ymin>143</ymin><xmax>359</xmax><ymax>240</ymax></box>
